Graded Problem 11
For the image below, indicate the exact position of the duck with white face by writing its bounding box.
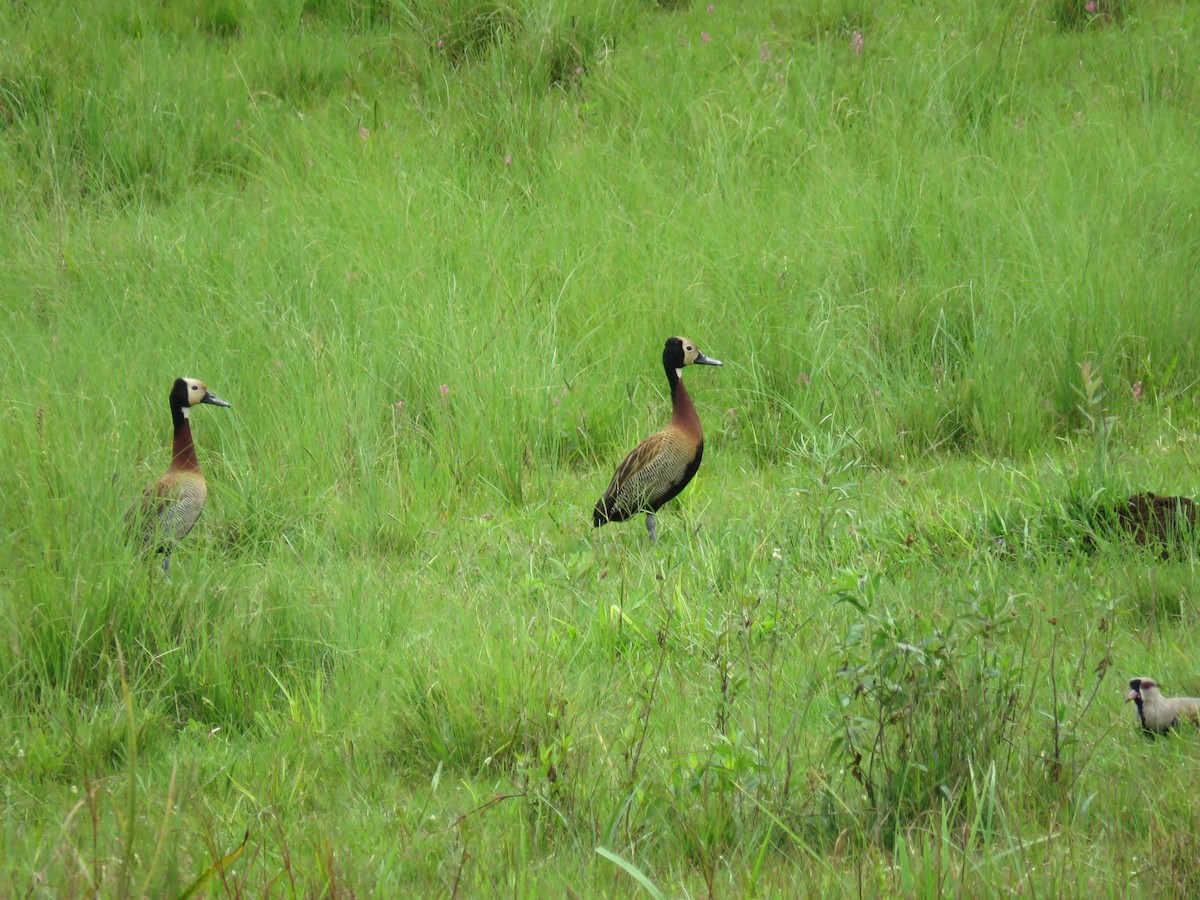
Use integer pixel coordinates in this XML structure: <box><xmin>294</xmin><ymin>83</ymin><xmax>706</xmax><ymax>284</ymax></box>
<box><xmin>127</xmin><ymin>377</ymin><xmax>230</xmax><ymax>573</ymax></box>
<box><xmin>593</xmin><ymin>336</ymin><xmax>724</xmax><ymax>542</ymax></box>
<box><xmin>1127</xmin><ymin>677</ymin><xmax>1200</xmax><ymax>735</ymax></box>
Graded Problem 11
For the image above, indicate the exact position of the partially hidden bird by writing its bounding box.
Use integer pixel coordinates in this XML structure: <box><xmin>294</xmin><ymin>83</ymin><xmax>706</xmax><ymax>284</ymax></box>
<box><xmin>1126</xmin><ymin>676</ymin><xmax>1200</xmax><ymax>735</ymax></box>
<box><xmin>127</xmin><ymin>377</ymin><xmax>230</xmax><ymax>573</ymax></box>
<box><xmin>593</xmin><ymin>336</ymin><xmax>723</xmax><ymax>541</ymax></box>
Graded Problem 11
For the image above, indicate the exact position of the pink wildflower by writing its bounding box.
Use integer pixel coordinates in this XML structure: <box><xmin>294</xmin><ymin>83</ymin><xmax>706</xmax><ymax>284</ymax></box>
<box><xmin>706</xmin><ymin>3</ymin><xmax>714</xmax><ymax>11</ymax></box>
<box><xmin>1132</xmin><ymin>380</ymin><xmax>1143</xmax><ymax>401</ymax></box>
<box><xmin>701</xmin><ymin>31</ymin><xmax>711</xmax><ymax>43</ymax></box>
<box><xmin>504</xmin><ymin>154</ymin><xmax>513</xmax><ymax>166</ymax></box>
<box><xmin>850</xmin><ymin>30</ymin><xmax>864</xmax><ymax>55</ymax></box>
<box><xmin>358</xmin><ymin>127</ymin><xmax>370</xmax><ymax>142</ymax></box>
<box><xmin>394</xmin><ymin>400</ymin><xmax>406</xmax><ymax>412</ymax></box>
<box><xmin>1084</xmin><ymin>1</ymin><xmax>1096</xmax><ymax>11</ymax></box>
<box><xmin>797</xmin><ymin>372</ymin><xmax>811</xmax><ymax>385</ymax></box>
<box><xmin>439</xmin><ymin>384</ymin><xmax>450</xmax><ymax>400</ymax></box>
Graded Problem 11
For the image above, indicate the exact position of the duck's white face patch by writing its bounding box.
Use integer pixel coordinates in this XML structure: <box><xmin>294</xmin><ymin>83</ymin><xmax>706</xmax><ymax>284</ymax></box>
<box><xmin>182</xmin><ymin>377</ymin><xmax>208</xmax><ymax>407</ymax></box>
<box><xmin>675</xmin><ymin>368</ymin><xmax>683</xmax><ymax>379</ymax></box>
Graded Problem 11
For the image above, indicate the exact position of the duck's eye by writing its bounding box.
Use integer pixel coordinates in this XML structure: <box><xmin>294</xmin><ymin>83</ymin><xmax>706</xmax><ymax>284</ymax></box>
<box><xmin>686</xmin><ymin>345</ymin><xmax>693</xmax><ymax>352</ymax></box>
<box><xmin>191</xmin><ymin>385</ymin><xmax>199</xmax><ymax>391</ymax></box>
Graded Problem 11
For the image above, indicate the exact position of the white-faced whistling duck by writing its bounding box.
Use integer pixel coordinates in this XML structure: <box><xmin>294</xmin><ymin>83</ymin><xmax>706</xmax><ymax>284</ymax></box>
<box><xmin>593</xmin><ymin>336</ymin><xmax>723</xmax><ymax>541</ymax></box>
<box><xmin>1127</xmin><ymin>677</ymin><xmax>1200</xmax><ymax>735</ymax></box>
<box><xmin>127</xmin><ymin>377</ymin><xmax>229</xmax><ymax>573</ymax></box>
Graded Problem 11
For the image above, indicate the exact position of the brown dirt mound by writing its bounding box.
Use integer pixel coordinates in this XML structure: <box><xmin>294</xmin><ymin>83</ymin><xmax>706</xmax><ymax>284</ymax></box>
<box><xmin>1117</xmin><ymin>492</ymin><xmax>1198</xmax><ymax>556</ymax></box>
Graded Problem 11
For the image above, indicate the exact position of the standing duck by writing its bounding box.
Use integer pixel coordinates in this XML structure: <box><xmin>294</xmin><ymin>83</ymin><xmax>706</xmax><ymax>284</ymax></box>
<box><xmin>593</xmin><ymin>336</ymin><xmax>723</xmax><ymax>541</ymax></box>
<box><xmin>127</xmin><ymin>377</ymin><xmax>230</xmax><ymax>572</ymax></box>
<box><xmin>1127</xmin><ymin>677</ymin><xmax>1200</xmax><ymax>735</ymax></box>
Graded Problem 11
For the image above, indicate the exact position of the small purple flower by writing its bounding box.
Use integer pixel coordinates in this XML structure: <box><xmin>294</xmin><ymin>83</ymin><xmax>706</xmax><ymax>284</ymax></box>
<box><xmin>1132</xmin><ymin>380</ymin><xmax>1144</xmax><ymax>401</ymax></box>
<box><xmin>504</xmin><ymin>153</ymin><xmax>513</xmax><ymax>166</ymax></box>
<box><xmin>850</xmin><ymin>30</ymin><xmax>864</xmax><ymax>55</ymax></box>
<box><xmin>358</xmin><ymin>127</ymin><xmax>370</xmax><ymax>142</ymax></box>
<box><xmin>1084</xmin><ymin>1</ymin><xmax>1096</xmax><ymax>11</ymax></box>
<box><xmin>439</xmin><ymin>384</ymin><xmax>450</xmax><ymax>400</ymax></box>
<box><xmin>701</xmin><ymin>31</ymin><xmax>711</xmax><ymax>43</ymax></box>
<box><xmin>759</xmin><ymin>44</ymin><xmax>771</xmax><ymax>61</ymax></box>
<box><xmin>797</xmin><ymin>372</ymin><xmax>811</xmax><ymax>385</ymax></box>
<box><xmin>706</xmin><ymin>3</ymin><xmax>714</xmax><ymax>11</ymax></box>
<box><xmin>393</xmin><ymin>400</ymin><xmax>406</xmax><ymax>412</ymax></box>
<box><xmin>436</xmin><ymin>38</ymin><xmax>444</xmax><ymax>50</ymax></box>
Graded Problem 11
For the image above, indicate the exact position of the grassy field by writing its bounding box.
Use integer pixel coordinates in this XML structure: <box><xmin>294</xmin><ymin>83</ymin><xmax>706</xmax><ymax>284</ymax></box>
<box><xmin>3</xmin><ymin>0</ymin><xmax>1200</xmax><ymax>894</ymax></box>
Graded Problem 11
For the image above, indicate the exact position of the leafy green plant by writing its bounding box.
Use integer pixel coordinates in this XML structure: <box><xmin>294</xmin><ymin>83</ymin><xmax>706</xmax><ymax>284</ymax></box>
<box><xmin>832</xmin><ymin>575</ymin><xmax>1022</xmax><ymax>848</ymax></box>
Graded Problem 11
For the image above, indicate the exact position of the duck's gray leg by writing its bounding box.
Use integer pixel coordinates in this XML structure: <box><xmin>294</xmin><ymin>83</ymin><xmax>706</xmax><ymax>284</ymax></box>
<box><xmin>645</xmin><ymin>513</ymin><xmax>658</xmax><ymax>543</ymax></box>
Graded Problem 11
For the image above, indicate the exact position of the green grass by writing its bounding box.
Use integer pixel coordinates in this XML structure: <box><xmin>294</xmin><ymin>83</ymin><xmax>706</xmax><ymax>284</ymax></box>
<box><xmin>4</xmin><ymin>0</ymin><xmax>1200</xmax><ymax>893</ymax></box>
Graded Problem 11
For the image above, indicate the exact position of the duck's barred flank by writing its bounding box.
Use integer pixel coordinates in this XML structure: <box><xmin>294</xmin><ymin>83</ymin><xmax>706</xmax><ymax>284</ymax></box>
<box><xmin>593</xmin><ymin>430</ymin><xmax>703</xmax><ymax>525</ymax></box>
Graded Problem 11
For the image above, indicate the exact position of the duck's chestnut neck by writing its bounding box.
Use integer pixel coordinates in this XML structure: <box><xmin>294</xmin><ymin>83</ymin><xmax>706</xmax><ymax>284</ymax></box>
<box><xmin>170</xmin><ymin>402</ymin><xmax>201</xmax><ymax>472</ymax></box>
<box><xmin>665</xmin><ymin>360</ymin><xmax>701</xmax><ymax>437</ymax></box>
